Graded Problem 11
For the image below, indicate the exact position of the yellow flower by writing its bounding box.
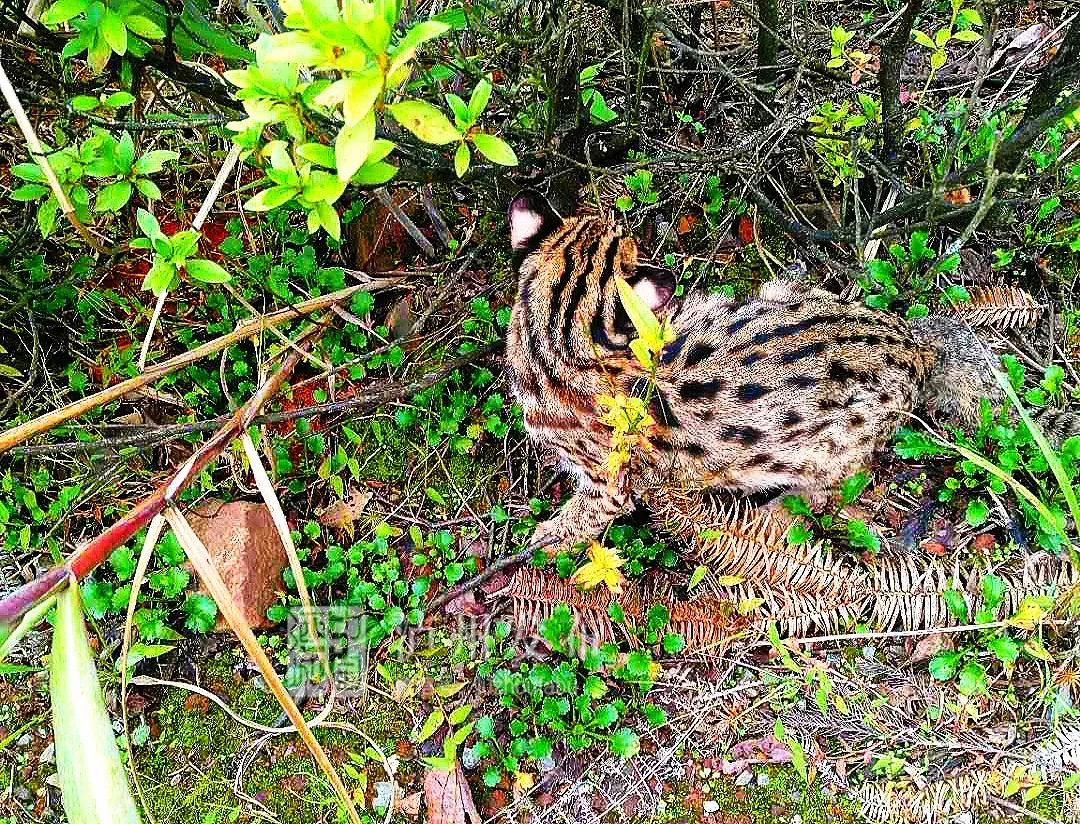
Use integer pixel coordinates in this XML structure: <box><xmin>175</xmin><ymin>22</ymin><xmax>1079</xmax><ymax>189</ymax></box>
<box><xmin>571</xmin><ymin>541</ymin><xmax>626</xmax><ymax>594</ymax></box>
<box><xmin>514</xmin><ymin>771</ymin><xmax>535</xmax><ymax>791</ymax></box>
<box><xmin>597</xmin><ymin>393</ymin><xmax>655</xmax><ymax>484</ymax></box>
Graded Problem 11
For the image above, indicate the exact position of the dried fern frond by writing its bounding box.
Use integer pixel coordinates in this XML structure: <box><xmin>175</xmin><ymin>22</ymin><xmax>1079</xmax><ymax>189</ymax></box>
<box><xmin>648</xmin><ymin>488</ymin><xmax>864</xmax><ymax>597</ymax></box>
<box><xmin>666</xmin><ymin>597</ymin><xmax>747</xmax><ymax>653</ymax></box>
<box><xmin>703</xmin><ymin>577</ymin><xmax>869</xmax><ymax>636</ymax></box>
<box><xmin>949</xmin><ymin>285</ymin><xmax>1044</xmax><ymax>330</ymax></box>
<box><xmin>856</xmin><ymin>770</ymin><xmax>992</xmax><ymax>824</ymax></box>
<box><xmin>504</xmin><ymin>567</ymin><xmax>642</xmax><ymax>648</ymax></box>
<box><xmin>869</xmin><ymin>553</ymin><xmax>960</xmax><ymax>631</ymax></box>
<box><xmin>1026</xmin><ymin>721</ymin><xmax>1080</xmax><ymax>777</ymax></box>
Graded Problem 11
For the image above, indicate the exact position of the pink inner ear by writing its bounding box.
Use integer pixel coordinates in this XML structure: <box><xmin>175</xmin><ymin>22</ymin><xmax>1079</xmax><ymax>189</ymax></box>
<box><xmin>509</xmin><ymin>204</ymin><xmax>544</xmax><ymax>249</ymax></box>
<box><xmin>632</xmin><ymin>278</ymin><xmax>671</xmax><ymax>311</ymax></box>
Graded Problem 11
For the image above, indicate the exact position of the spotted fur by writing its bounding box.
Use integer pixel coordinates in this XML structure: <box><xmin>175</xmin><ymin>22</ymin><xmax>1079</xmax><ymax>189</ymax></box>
<box><xmin>505</xmin><ymin>190</ymin><xmax>987</xmax><ymax>554</ymax></box>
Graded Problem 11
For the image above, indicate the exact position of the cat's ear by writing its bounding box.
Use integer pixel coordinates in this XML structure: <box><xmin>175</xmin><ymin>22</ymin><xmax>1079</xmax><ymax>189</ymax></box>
<box><xmin>508</xmin><ymin>189</ymin><xmax>561</xmax><ymax>251</ymax></box>
<box><xmin>626</xmin><ymin>263</ymin><xmax>675</xmax><ymax>311</ymax></box>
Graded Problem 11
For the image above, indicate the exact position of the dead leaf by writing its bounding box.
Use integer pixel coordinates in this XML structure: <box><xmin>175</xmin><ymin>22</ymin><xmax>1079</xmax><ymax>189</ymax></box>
<box><xmin>424</xmin><ymin>762</ymin><xmax>481</xmax><ymax>824</ymax></box>
<box><xmin>910</xmin><ymin>632</ymin><xmax>952</xmax><ymax>664</ymax></box>
<box><xmin>676</xmin><ymin>214</ymin><xmax>698</xmax><ymax>235</ymax></box>
<box><xmin>318</xmin><ymin>488</ymin><xmax>373</xmax><ymax>537</ymax></box>
<box><xmin>943</xmin><ymin>187</ymin><xmax>972</xmax><ymax>205</ymax></box>
<box><xmin>386</xmin><ymin>294</ymin><xmax>415</xmax><ymax>340</ymax></box>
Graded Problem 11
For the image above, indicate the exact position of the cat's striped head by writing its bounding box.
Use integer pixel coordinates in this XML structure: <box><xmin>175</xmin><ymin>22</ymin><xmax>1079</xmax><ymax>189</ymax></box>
<box><xmin>507</xmin><ymin>189</ymin><xmax>674</xmax><ymax>359</ymax></box>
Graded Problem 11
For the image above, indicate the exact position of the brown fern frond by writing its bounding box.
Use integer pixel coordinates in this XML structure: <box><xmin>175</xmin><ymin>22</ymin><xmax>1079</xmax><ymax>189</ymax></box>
<box><xmin>949</xmin><ymin>285</ymin><xmax>1044</xmax><ymax>330</ymax></box>
<box><xmin>667</xmin><ymin>597</ymin><xmax>747</xmax><ymax>653</ymax></box>
<box><xmin>869</xmin><ymin>553</ymin><xmax>962</xmax><ymax>630</ymax></box>
<box><xmin>505</xmin><ymin>567</ymin><xmax>641</xmax><ymax>648</ymax></box>
<box><xmin>1026</xmin><ymin>721</ymin><xmax>1080</xmax><ymax>777</ymax></box>
<box><xmin>856</xmin><ymin>771</ymin><xmax>992</xmax><ymax>824</ymax></box>
<box><xmin>648</xmin><ymin>488</ymin><xmax>864</xmax><ymax>597</ymax></box>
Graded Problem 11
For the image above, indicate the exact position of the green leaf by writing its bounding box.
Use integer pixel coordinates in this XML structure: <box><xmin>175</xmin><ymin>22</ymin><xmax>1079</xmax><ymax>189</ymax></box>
<box><xmin>335</xmin><ymin>110</ymin><xmax>376</xmax><ymax>182</ymax></box>
<box><xmin>942</xmin><ymin>588</ymin><xmax>968</xmax><ymax>621</ymax></box>
<box><xmin>244</xmin><ymin>185</ymin><xmax>299</xmax><ymax>212</ymax></box>
<box><xmin>134</xmin><ymin>178</ymin><xmax>161</xmax><ymax>199</ymax></box>
<box><xmin>965</xmin><ymin>499</ymin><xmax>989</xmax><ymax>526</ymax></box>
<box><xmin>12</xmin><ymin>162</ymin><xmax>47</xmax><ymax>182</ymax></box>
<box><xmin>104</xmin><ymin>91</ymin><xmax>135</xmax><ymax>107</ymax></box>
<box><xmin>148</xmin><ymin>566</ymin><xmax>190</xmax><ymax>598</ymax></box>
<box><xmin>183</xmin><ymin>593</ymin><xmax>217</xmax><ymax>633</ymax></box>
<box><xmin>468</xmin><ymin>76</ymin><xmax>492</xmax><ymax>119</ymax></box>
<box><xmin>928</xmin><ymin>650</ymin><xmax>962</xmax><ymax>681</ymax></box>
<box><xmin>100</xmin><ymin>8</ymin><xmax>128</xmax><ymax>55</ymax></box>
<box><xmin>981</xmin><ymin>573</ymin><xmax>1005</xmax><ymax>611</ymax></box>
<box><xmin>471</xmin><ymin>133</ymin><xmax>518</xmax><ymax>166</ymax></box>
<box><xmin>609</xmin><ymin>727</ymin><xmax>639</xmax><ymax>758</ymax></box>
<box><xmin>687</xmin><ymin>564</ymin><xmax>708</xmax><ymax>591</ymax></box>
<box><xmin>528</xmin><ymin>737</ymin><xmax>552</xmax><ymax>760</ymax></box>
<box><xmin>116</xmin><ymin>131</ymin><xmax>135</xmax><ymax>174</ymax></box>
<box><xmin>136</xmin><ymin>206</ymin><xmax>161</xmax><ymax>239</ymax></box>
<box><xmin>297</xmin><ymin>142</ymin><xmax>337</xmax><ymax>168</ymax></box>
<box><xmin>416</xmin><ymin>709</ymin><xmax>444</xmax><ymax>743</ymax></box>
<box><xmin>454</xmin><ymin>141</ymin><xmax>470</xmax><ymax>178</ymax></box>
<box><xmin>42</xmin><ymin>0</ymin><xmax>89</xmax><ymax>25</ymax></box>
<box><xmin>662</xmin><ymin>633</ymin><xmax>685</xmax><ymax>654</ymax></box>
<box><xmin>109</xmin><ymin>547</ymin><xmax>136</xmax><ymax>580</ymax></box>
<box><xmin>71</xmin><ymin>95</ymin><xmax>100</xmax><ymax>112</ymax></box>
<box><xmin>11</xmin><ymin>183</ymin><xmax>49</xmax><ymax>201</ymax></box>
<box><xmin>185</xmin><ymin>258</ymin><xmax>231</xmax><ymax>284</ymax></box>
<box><xmin>133</xmin><ymin>149</ymin><xmax>179</xmax><ymax>175</ymax></box>
<box><xmin>388</xmin><ymin>100</ymin><xmax>461</xmax><ymax>145</ymax></box>
<box><xmin>839</xmin><ymin>471</ymin><xmax>870</xmax><ymax>505</ymax></box>
<box><xmin>51</xmin><ymin>584</ymin><xmax>142</xmax><ymax>824</ymax></box>
<box><xmin>987</xmin><ymin>635</ymin><xmax>1020</xmax><ymax>665</ymax></box>
<box><xmin>643</xmin><ymin>704</ymin><xmax>667</xmax><ymax>727</ymax></box>
<box><xmin>37</xmin><ymin>197</ymin><xmax>59</xmax><ymax>238</ymax></box>
<box><xmin>353</xmin><ymin>160</ymin><xmax>398</xmax><ymax>186</ymax></box>
<box><xmin>957</xmin><ymin>660</ymin><xmax>987</xmax><ymax>695</ymax></box>
<box><xmin>95</xmin><ymin>180</ymin><xmax>132</xmax><ymax>212</ymax></box>
<box><xmin>952</xmin><ymin>29</ymin><xmax>982</xmax><ymax>42</ymax></box>
<box><xmin>123</xmin><ymin>15</ymin><xmax>165</xmax><ymax>40</ymax></box>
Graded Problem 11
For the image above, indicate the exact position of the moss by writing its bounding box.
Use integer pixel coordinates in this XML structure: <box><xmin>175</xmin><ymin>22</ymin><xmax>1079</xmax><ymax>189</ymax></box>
<box><xmin>640</xmin><ymin>766</ymin><xmax>860</xmax><ymax>824</ymax></box>
<box><xmin>134</xmin><ymin>649</ymin><xmax>414</xmax><ymax>824</ymax></box>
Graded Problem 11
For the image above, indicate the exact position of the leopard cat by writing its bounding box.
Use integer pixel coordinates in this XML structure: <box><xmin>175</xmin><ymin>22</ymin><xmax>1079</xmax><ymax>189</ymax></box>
<box><xmin>504</xmin><ymin>188</ymin><xmax>1002</xmax><ymax>571</ymax></box>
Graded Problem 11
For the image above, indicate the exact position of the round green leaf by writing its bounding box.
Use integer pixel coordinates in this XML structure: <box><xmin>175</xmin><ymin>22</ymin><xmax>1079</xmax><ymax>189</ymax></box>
<box><xmin>95</xmin><ymin>180</ymin><xmax>132</xmax><ymax>213</ymax></box>
<box><xmin>70</xmin><ymin>95</ymin><xmax>100</xmax><ymax>112</ymax></box>
<box><xmin>42</xmin><ymin>0</ymin><xmax>89</xmax><ymax>25</ymax></box>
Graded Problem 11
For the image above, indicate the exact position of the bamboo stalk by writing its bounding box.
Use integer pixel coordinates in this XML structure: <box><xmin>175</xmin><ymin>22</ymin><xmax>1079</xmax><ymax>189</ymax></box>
<box><xmin>0</xmin><ymin>326</ymin><xmax>324</xmax><ymax>632</ymax></box>
<box><xmin>0</xmin><ymin>280</ymin><xmax>401</xmax><ymax>455</ymax></box>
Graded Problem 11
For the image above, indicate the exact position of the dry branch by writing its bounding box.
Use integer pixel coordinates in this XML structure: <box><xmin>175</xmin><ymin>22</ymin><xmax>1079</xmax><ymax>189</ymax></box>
<box><xmin>0</xmin><ymin>326</ymin><xmax>324</xmax><ymax>633</ymax></box>
<box><xmin>0</xmin><ymin>280</ymin><xmax>401</xmax><ymax>455</ymax></box>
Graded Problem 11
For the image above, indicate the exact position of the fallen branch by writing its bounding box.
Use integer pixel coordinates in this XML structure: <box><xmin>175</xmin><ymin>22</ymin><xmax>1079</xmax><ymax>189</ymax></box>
<box><xmin>12</xmin><ymin>341</ymin><xmax>500</xmax><ymax>456</ymax></box>
<box><xmin>0</xmin><ymin>280</ymin><xmax>402</xmax><ymax>455</ymax></box>
<box><xmin>424</xmin><ymin>548</ymin><xmax>533</xmax><ymax>617</ymax></box>
<box><xmin>0</xmin><ymin>326</ymin><xmax>324</xmax><ymax>635</ymax></box>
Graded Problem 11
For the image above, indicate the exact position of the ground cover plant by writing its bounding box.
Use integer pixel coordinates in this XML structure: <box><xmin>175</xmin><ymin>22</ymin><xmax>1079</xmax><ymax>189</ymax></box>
<box><xmin>0</xmin><ymin>1</ymin><xmax>1079</xmax><ymax>823</ymax></box>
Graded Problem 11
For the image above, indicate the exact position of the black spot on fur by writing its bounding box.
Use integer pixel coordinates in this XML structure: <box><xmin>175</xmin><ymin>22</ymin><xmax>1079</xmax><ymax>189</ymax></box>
<box><xmin>685</xmin><ymin>442</ymin><xmax>706</xmax><ymax>457</ymax></box>
<box><xmin>781</xmin><ymin>341</ymin><xmax>826</xmax><ymax>364</ymax></box>
<box><xmin>726</xmin><ymin>316</ymin><xmax>753</xmax><ymax>335</ymax></box>
<box><xmin>659</xmin><ymin>335</ymin><xmax>686</xmax><ymax>365</ymax></box>
<box><xmin>849</xmin><ymin>413</ymin><xmax>866</xmax><ymax>429</ymax></box>
<box><xmin>828</xmin><ymin>360</ymin><xmax>860</xmax><ymax>385</ymax></box>
<box><xmin>684</xmin><ymin>343</ymin><xmax>715</xmax><ymax>369</ymax></box>
<box><xmin>745</xmin><ymin>453</ymin><xmax>771</xmax><ymax>467</ymax></box>
<box><xmin>741</xmin><ymin>350</ymin><xmax>767</xmax><ymax>367</ymax></box>
<box><xmin>679</xmin><ymin>379</ymin><xmax>725</xmax><ymax>401</ymax></box>
<box><xmin>723</xmin><ymin>425</ymin><xmax>764</xmax><ymax>446</ymax></box>
<box><xmin>736</xmin><ymin>383</ymin><xmax>770</xmax><ymax>403</ymax></box>
<box><xmin>785</xmin><ymin>375</ymin><xmax>817</xmax><ymax>390</ymax></box>
<box><xmin>783</xmin><ymin>410</ymin><xmax>804</xmax><ymax>428</ymax></box>
<box><xmin>769</xmin><ymin>461</ymin><xmax>792</xmax><ymax>474</ymax></box>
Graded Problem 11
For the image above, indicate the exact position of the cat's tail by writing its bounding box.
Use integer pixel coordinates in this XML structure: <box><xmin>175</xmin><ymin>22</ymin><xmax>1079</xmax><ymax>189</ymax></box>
<box><xmin>910</xmin><ymin>314</ymin><xmax>1079</xmax><ymax>445</ymax></box>
<box><xmin>908</xmin><ymin>314</ymin><xmax>1001</xmax><ymax>428</ymax></box>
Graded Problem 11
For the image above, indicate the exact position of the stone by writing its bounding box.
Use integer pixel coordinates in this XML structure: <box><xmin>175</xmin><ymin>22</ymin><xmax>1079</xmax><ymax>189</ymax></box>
<box><xmin>188</xmin><ymin>500</ymin><xmax>288</xmax><ymax>631</ymax></box>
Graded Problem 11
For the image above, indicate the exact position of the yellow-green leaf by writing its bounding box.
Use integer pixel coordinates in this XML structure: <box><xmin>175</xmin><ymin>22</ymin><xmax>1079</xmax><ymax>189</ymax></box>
<box><xmin>454</xmin><ymin>141</ymin><xmax>470</xmax><ymax>178</ymax></box>
<box><xmin>336</xmin><ymin>110</ymin><xmax>376</xmax><ymax>181</ymax></box>
<box><xmin>615</xmin><ymin>276</ymin><xmax>662</xmax><ymax>351</ymax></box>
<box><xmin>387</xmin><ymin>100</ymin><xmax>461</xmax><ymax>145</ymax></box>
<box><xmin>471</xmin><ymin>133</ymin><xmax>518</xmax><ymax>166</ymax></box>
<box><xmin>51</xmin><ymin>582</ymin><xmax>142</xmax><ymax>824</ymax></box>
